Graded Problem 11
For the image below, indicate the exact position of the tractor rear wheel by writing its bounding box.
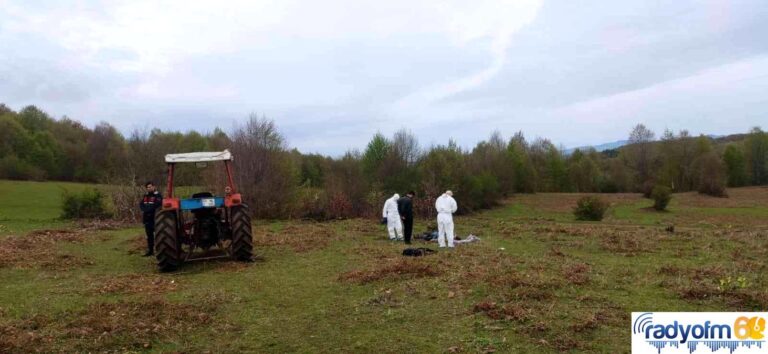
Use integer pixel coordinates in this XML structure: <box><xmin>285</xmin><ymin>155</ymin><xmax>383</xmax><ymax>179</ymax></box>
<box><xmin>155</xmin><ymin>210</ymin><xmax>181</xmax><ymax>272</ymax></box>
<box><xmin>230</xmin><ymin>206</ymin><xmax>253</xmax><ymax>261</ymax></box>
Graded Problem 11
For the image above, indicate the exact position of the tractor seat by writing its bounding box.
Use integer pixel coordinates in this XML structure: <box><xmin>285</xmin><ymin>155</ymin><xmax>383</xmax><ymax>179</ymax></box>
<box><xmin>192</xmin><ymin>192</ymin><xmax>214</xmax><ymax>199</ymax></box>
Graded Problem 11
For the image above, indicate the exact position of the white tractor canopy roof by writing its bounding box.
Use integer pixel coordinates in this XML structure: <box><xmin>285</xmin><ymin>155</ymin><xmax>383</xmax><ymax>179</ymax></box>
<box><xmin>165</xmin><ymin>150</ymin><xmax>232</xmax><ymax>163</ymax></box>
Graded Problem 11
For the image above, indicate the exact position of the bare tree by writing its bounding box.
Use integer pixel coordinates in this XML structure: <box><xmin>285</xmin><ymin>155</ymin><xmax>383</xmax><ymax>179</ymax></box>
<box><xmin>391</xmin><ymin>128</ymin><xmax>421</xmax><ymax>166</ymax></box>
<box><xmin>230</xmin><ymin>114</ymin><xmax>297</xmax><ymax>218</ymax></box>
<box><xmin>624</xmin><ymin>124</ymin><xmax>656</xmax><ymax>189</ymax></box>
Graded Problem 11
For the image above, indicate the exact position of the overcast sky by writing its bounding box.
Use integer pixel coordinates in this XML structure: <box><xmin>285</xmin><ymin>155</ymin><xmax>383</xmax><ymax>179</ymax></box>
<box><xmin>1</xmin><ymin>0</ymin><xmax>767</xmax><ymax>155</ymax></box>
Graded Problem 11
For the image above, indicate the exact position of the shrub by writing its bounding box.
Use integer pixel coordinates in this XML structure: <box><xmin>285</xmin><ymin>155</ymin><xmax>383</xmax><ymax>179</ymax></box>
<box><xmin>651</xmin><ymin>185</ymin><xmax>672</xmax><ymax>211</ymax></box>
<box><xmin>696</xmin><ymin>152</ymin><xmax>728</xmax><ymax>197</ymax></box>
<box><xmin>327</xmin><ymin>192</ymin><xmax>354</xmax><ymax>219</ymax></box>
<box><xmin>106</xmin><ymin>180</ymin><xmax>143</xmax><ymax>222</ymax></box>
<box><xmin>61</xmin><ymin>188</ymin><xmax>112</xmax><ymax>219</ymax></box>
<box><xmin>641</xmin><ymin>180</ymin><xmax>655</xmax><ymax>198</ymax></box>
<box><xmin>462</xmin><ymin>172</ymin><xmax>500</xmax><ymax>212</ymax></box>
<box><xmin>573</xmin><ymin>196</ymin><xmax>608</xmax><ymax>221</ymax></box>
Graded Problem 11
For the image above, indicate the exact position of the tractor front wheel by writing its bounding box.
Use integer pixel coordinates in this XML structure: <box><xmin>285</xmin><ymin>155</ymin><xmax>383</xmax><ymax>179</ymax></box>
<box><xmin>230</xmin><ymin>206</ymin><xmax>253</xmax><ymax>261</ymax></box>
<box><xmin>155</xmin><ymin>210</ymin><xmax>181</xmax><ymax>272</ymax></box>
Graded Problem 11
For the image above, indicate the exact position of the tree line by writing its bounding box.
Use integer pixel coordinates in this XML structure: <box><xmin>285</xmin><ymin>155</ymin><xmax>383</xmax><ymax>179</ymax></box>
<box><xmin>1</xmin><ymin>103</ymin><xmax>767</xmax><ymax>219</ymax></box>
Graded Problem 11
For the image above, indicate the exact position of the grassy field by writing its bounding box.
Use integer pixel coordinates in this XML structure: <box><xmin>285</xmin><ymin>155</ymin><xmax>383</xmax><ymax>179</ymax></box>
<box><xmin>0</xmin><ymin>180</ymin><xmax>99</xmax><ymax>235</ymax></box>
<box><xmin>0</xmin><ymin>180</ymin><xmax>767</xmax><ymax>353</ymax></box>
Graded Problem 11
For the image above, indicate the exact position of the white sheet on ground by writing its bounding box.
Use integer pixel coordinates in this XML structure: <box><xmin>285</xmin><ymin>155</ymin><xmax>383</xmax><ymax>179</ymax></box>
<box><xmin>454</xmin><ymin>234</ymin><xmax>480</xmax><ymax>245</ymax></box>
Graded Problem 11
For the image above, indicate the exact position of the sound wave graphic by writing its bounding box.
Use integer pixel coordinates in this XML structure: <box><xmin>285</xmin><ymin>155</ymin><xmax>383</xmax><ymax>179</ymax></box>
<box><xmin>634</xmin><ymin>312</ymin><xmax>653</xmax><ymax>335</ymax></box>
<box><xmin>645</xmin><ymin>340</ymin><xmax>765</xmax><ymax>354</ymax></box>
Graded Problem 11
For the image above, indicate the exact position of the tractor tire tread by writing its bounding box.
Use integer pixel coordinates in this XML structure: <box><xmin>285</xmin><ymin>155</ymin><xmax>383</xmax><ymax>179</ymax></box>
<box><xmin>155</xmin><ymin>210</ymin><xmax>181</xmax><ymax>272</ymax></box>
<box><xmin>230</xmin><ymin>206</ymin><xmax>253</xmax><ymax>261</ymax></box>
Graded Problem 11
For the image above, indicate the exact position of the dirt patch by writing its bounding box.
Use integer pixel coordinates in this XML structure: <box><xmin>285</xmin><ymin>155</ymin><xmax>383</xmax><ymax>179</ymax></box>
<box><xmin>339</xmin><ymin>258</ymin><xmax>439</xmax><ymax>284</ymax></box>
<box><xmin>0</xmin><ymin>229</ymin><xmax>94</xmax><ymax>269</ymax></box>
<box><xmin>89</xmin><ymin>274</ymin><xmax>179</xmax><ymax>295</ymax></box>
<box><xmin>562</xmin><ymin>262</ymin><xmax>591</xmax><ymax>285</ymax></box>
<box><xmin>600</xmin><ymin>230</ymin><xmax>657</xmax><ymax>256</ymax></box>
<box><xmin>473</xmin><ymin>300</ymin><xmax>530</xmax><ymax>322</ymax></box>
<box><xmin>0</xmin><ymin>297</ymin><xmax>238</xmax><ymax>353</ymax></box>
<box><xmin>253</xmin><ymin>223</ymin><xmax>337</xmax><ymax>253</ymax></box>
<box><xmin>124</xmin><ymin>233</ymin><xmax>148</xmax><ymax>254</ymax></box>
<box><xmin>658</xmin><ymin>264</ymin><xmax>768</xmax><ymax>310</ymax></box>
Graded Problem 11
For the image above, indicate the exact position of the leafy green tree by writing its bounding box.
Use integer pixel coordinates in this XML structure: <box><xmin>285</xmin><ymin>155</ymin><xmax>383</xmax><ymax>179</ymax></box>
<box><xmin>723</xmin><ymin>144</ymin><xmax>748</xmax><ymax>187</ymax></box>
<box><xmin>468</xmin><ymin>131</ymin><xmax>513</xmax><ymax>196</ymax></box>
<box><xmin>568</xmin><ymin>149</ymin><xmax>601</xmax><ymax>192</ymax></box>
<box><xmin>745</xmin><ymin>127</ymin><xmax>768</xmax><ymax>185</ymax></box>
<box><xmin>87</xmin><ymin>122</ymin><xmax>129</xmax><ymax>181</ymax></box>
<box><xmin>419</xmin><ymin>140</ymin><xmax>465</xmax><ymax>198</ymax></box>
<box><xmin>17</xmin><ymin>105</ymin><xmax>52</xmax><ymax>132</ymax></box>
<box><xmin>50</xmin><ymin>117</ymin><xmax>91</xmax><ymax>180</ymax></box>
<box><xmin>507</xmin><ymin>132</ymin><xmax>537</xmax><ymax>193</ymax></box>
<box><xmin>0</xmin><ymin>113</ymin><xmax>31</xmax><ymax>158</ymax></box>
<box><xmin>529</xmin><ymin>138</ymin><xmax>569</xmax><ymax>192</ymax></box>
<box><xmin>361</xmin><ymin>132</ymin><xmax>389</xmax><ymax>184</ymax></box>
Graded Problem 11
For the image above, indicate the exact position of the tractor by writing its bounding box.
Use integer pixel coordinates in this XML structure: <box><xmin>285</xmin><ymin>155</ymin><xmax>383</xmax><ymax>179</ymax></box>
<box><xmin>154</xmin><ymin>150</ymin><xmax>253</xmax><ymax>272</ymax></box>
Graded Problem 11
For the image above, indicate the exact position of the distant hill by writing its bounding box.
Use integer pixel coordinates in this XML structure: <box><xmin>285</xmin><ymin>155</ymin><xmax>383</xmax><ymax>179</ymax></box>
<box><xmin>564</xmin><ymin>140</ymin><xmax>629</xmax><ymax>154</ymax></box>
<box><xmin>565</xmin><ymin>134</ymin><xmax>727</xmax><ymax>155</ymax></box>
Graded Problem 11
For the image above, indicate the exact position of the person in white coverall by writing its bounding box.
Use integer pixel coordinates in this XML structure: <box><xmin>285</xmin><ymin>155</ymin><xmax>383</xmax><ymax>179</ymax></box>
<box><xmin>382</xmin><ymin>193</ymin><xmax>403</xmax><ymax>241</ymax></box>
<box><xmin>435</xmin><ymin>190</ymin><xmax>458</xmax><ymax>248</ymax></box>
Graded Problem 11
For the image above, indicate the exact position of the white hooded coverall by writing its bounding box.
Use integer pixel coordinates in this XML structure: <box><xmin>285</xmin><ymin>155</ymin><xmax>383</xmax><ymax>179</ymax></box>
<box><xmin>435</xmin><ymin>193</ymin><xmax>458</xmax><ymax>247</ymax></box>
<box><xmin>383</xmin><ymin>194</ymin><xmax>403</xmax><ymax>240</ymax></box>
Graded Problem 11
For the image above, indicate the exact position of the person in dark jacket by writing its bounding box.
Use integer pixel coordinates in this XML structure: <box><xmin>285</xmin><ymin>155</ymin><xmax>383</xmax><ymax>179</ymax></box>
<box><xmin>397</xmin><ymin>191</ymin><xmax>415</xmax><ymax>244</ymax></box>
<box><xmin>139</xmin><ymin>181</ymin><xmax>163</xmax><ymax>257</ymax></box>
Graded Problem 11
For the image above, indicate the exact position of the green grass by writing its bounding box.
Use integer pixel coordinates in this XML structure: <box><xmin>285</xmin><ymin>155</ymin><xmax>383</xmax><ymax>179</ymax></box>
<box><xmin>0</xmin><ymin>180</ymin><xmax>100</xmax><ymax>234</ymax></box>
<box><xmin>1</xmin><ymin>182</ymin><xmax>768</xmax><ymax>352</ymax></box>
<box><xmin>0</xmin><ymin>180</ymin><xmax>209</xmax><ymax>235</ymax></box>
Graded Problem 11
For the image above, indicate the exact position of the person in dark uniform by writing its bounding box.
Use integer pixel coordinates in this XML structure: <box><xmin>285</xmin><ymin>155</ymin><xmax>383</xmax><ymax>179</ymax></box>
<box><xmin>139</xmin><ymin>181</ymin><xmax>163</xmax><ymax>257</ymax></box>
<box><xmin>397</xmin><ymin>191</ymin><xmax>415</xmax><ymax>245</ymax></box>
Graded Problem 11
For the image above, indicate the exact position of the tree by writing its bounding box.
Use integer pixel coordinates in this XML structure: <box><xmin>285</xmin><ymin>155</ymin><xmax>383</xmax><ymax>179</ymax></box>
<box><xmin>745</xmin><ymin>127</ymin><xmax>768</xmax><ymax>185</ymax></box>
<box><xmin>529</xmin><ymin>138</ymin><xmax>569</xmax><ymax>192</ymax></box>
<box><xmin>507</xmin><ymin>132</ymin><xmax>537</xmax><ymax>193</ymax></box>
<box><xmin>230</xmin><ymin>115</ymin><xmax>298</xmax><ymax>218</ymax></box>
<box><xmin>87</xmin><ymin>122</ymin><xmax>129</xmax><ymax>181</ymax></box>
<box><xmin>568</xmin><ymin>149</ymin><xmax>601</xmax><ymax>192</ymax></box>
<box><xmin>623</xmin><ymin>124</ymin><xmax>656</xmax><ymax>190</ymax></box>
<box><xmin>603</xmin><ymin>158</ymin><xmax>631</xmax><ymax>192</ymax></box>
<box><xmin>17</xmin><ymin>105</ymin><xmax>52</xmax><ymax>132</ymax></box>
<box><xmin>325</xmin><ymin>150</ymin><xmax>367</xmax><ymax>218</ymax></box>
<box><xmin>391</xmin><ymin>129</ymin><xmax>420</xmax><ymax>166</ymax></box>
<box><xmin>419</xmin><ymin>140</ymin><xmax>465</xmax><ymax>198</ymax></box>
<box><xmin>723</xmin><ymin>144</ymin><xmax>748</xmax><ymax>187</ymax></box>
<box><xmin>50</xmin><ymin>117</ymin><xmax>91</xmax><ymax>180</ymax></box>
<box><xmin>468</xmin><ymin>131</ymin><xmax>513</xmax><ymax>196</ymax></box>
<box><xmin>361</xmin><ymin>132</ymin><xmax>389</xmax><ymax>184</ymax></box>
<box><xmin>695</xmin><ymin>151</ymin><xmax>727</xmax><ymax>197</ymax></box>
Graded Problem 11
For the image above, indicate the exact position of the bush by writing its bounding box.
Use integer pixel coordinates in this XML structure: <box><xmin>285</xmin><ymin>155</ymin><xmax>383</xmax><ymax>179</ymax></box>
<box><xmin>461</xmin><ymin>172</ymin><xmax>500</xmax><ymax>212</ymax></box>
<box><xmin>651</xmin><ymin>185</ymin><xmax>672</xmax><ymax>211</ymax></box>
<box><xmin>573</xmin><ymin>196</ymin><xmax>608</xmax><ymax>221</ymax></box>
<box><xmin>641</xmin><ymin>179</ymin><xmax>655</xmax><ymax>198</ymax></box>
<box><xmin>61</xmin><ymin>188</ymin><xmax>112</xmax><ymax>219</ymax></box>
<box><xmin>696</xmin><ymin>152</ymin><xmax>728</xmax><ymax>197</ymax></box>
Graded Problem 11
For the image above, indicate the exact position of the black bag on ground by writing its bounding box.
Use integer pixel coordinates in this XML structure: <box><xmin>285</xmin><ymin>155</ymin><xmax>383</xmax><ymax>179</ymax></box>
<box><xmin>402</xmin><ymin>247</ymin><xmax>436</xmax><ymax>257</ymax></box>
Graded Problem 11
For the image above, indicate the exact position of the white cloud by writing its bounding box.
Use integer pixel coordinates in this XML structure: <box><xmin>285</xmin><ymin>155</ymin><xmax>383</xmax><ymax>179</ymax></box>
<box><xmin>547</xmin><ymin>55</ymin><xmax>768</xmax><ymax>145</ymax></box>
<box><xmin>394</xmin><ymin>0</ymin><xmax>542</xmax><ymax>109</ymax></box>
<box><xmin>1</xmin><ymin>0</ymin><xmax>766</xmax><ymax>154</ymax></box>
